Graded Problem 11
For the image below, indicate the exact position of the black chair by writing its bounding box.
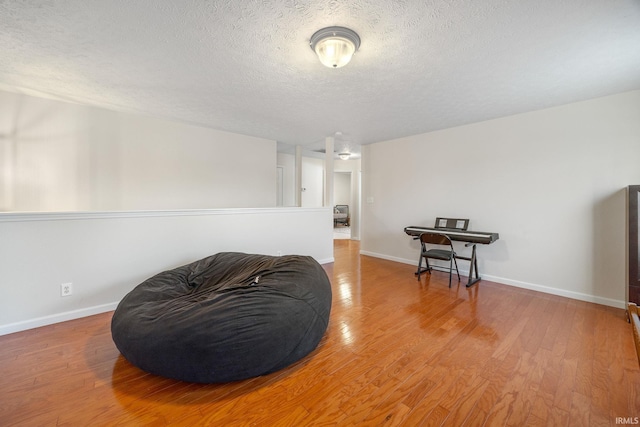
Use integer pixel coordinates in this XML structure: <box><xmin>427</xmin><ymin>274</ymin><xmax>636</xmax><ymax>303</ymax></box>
<box><xmin>417</xmin><ymin>232</ymin><xmax>460</xmax><ymax>287</ymax></box>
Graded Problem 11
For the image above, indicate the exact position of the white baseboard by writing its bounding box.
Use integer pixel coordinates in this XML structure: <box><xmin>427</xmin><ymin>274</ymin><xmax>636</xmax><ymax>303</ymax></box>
<box><xmin>0</xmin><ymin>302</ymin><xmax>119</xmax><ymax>336</ymax></box>
<box><xmin>480</xmin><ymin>274</ymin><xmax>625</xmax><ymax>309</ymax></box>
<box><xmin>360</xmin><ymin>250</ymin><xmax>416</xmax><ymax>267</ymax></box>
<box><xmin>360</xmin><ymin>250</ymin><xmax>625</xmax><ymax>309</ymax></box>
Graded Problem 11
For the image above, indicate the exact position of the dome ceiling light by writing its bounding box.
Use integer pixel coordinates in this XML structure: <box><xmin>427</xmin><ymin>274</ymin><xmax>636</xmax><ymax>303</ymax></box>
<box><xmin>310</xmin><ymin>26</ymin><xmax>361</xmax><ymax>68</ymax></box>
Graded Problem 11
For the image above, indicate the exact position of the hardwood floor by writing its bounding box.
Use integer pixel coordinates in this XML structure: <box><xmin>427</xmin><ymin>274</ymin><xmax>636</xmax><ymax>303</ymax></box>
<box><xmin>1</xmin><ymin>240</ymin><xmax>638</xmax><ymax>426</ymax></box>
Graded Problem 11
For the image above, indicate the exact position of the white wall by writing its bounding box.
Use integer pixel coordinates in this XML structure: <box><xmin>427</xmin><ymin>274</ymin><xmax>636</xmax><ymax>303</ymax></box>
<box><xmin>0</xmin><ymin>208</ymin><xmax>333</xmax><ymax>335</ymax></box>
<box><xmin>0</xmin><ymin>90</ymin><xmax>276</xmax><ymax>212</ymax></box>
<box><xmin>361</xmin><ymin>90</ymin><xmax>640</xmax><ymax>308</ymax></box>
<box><xmin>334</xmin><ymin>172</ymin><xmax>351</xmax><ymax>206</ymax></box>
<box><xmin>114</xmin><ymin>114</ymin><xmax>276</xmax><ymax>210</ymax></box>
<box><xmin>0</xmin><ymin>91</ymin><xmax>91</xmax><ymax>211</ymax></box>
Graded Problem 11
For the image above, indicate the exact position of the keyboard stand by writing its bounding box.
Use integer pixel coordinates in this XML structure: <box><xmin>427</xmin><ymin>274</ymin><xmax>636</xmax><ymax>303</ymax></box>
<box><xmin>457</xmin><ymin>243</ymin><xmax>481</xmax><ymax>287</ymax></box>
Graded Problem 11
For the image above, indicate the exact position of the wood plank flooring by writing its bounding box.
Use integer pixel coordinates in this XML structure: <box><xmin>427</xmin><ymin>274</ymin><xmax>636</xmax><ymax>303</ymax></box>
<box><xmin>1</xmin><ymin>240</ymin><xmax>638</xmax><ymax>426</ymax></box>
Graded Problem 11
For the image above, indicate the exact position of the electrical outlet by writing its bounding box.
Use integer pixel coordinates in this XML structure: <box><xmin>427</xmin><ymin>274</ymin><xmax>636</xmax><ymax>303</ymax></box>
<box><xmin>60</xmin><ymin>283</ymin><xmax>73</xmax><ymax>297</ymax></box>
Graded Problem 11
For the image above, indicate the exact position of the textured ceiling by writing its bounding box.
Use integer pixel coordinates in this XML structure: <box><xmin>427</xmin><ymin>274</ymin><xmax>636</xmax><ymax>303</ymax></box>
<box><xmin>1</xmin><ymin>0</ymin><xmax>639</xmax><ymax>156</ymax></box>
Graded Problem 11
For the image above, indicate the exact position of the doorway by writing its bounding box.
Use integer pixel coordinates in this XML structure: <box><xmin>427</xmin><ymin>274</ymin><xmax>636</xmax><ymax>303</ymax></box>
<box><xmin>333</xmin><ymin>171</ymin><xmax>351</xmax><ymax>240</ymax></box>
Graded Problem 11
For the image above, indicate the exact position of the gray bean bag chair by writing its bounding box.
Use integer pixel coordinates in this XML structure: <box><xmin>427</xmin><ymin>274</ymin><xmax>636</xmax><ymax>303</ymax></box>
<box><xmin>111</xmin><ymin>252</ymin><xmax>332</xmax><ymax>383</ymax></box>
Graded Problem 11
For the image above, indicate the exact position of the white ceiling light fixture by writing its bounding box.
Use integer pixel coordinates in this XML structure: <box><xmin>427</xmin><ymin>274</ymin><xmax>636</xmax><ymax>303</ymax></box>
<box><xmin>338</xmin><ymin>152</ymin><xmax>351</xmax><ymax>160</ymax></box>
<box><xmin>310</xmin><ymin>26</ymin><xmax>361</xmax><ymax>68</ymax></box>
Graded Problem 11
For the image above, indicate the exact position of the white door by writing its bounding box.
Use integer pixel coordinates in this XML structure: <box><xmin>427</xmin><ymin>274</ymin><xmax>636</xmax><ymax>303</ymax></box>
<box><xmin>301</xmin><ymin>157</ymin><xmax>324</xmax><ymax>207</ymax></box>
